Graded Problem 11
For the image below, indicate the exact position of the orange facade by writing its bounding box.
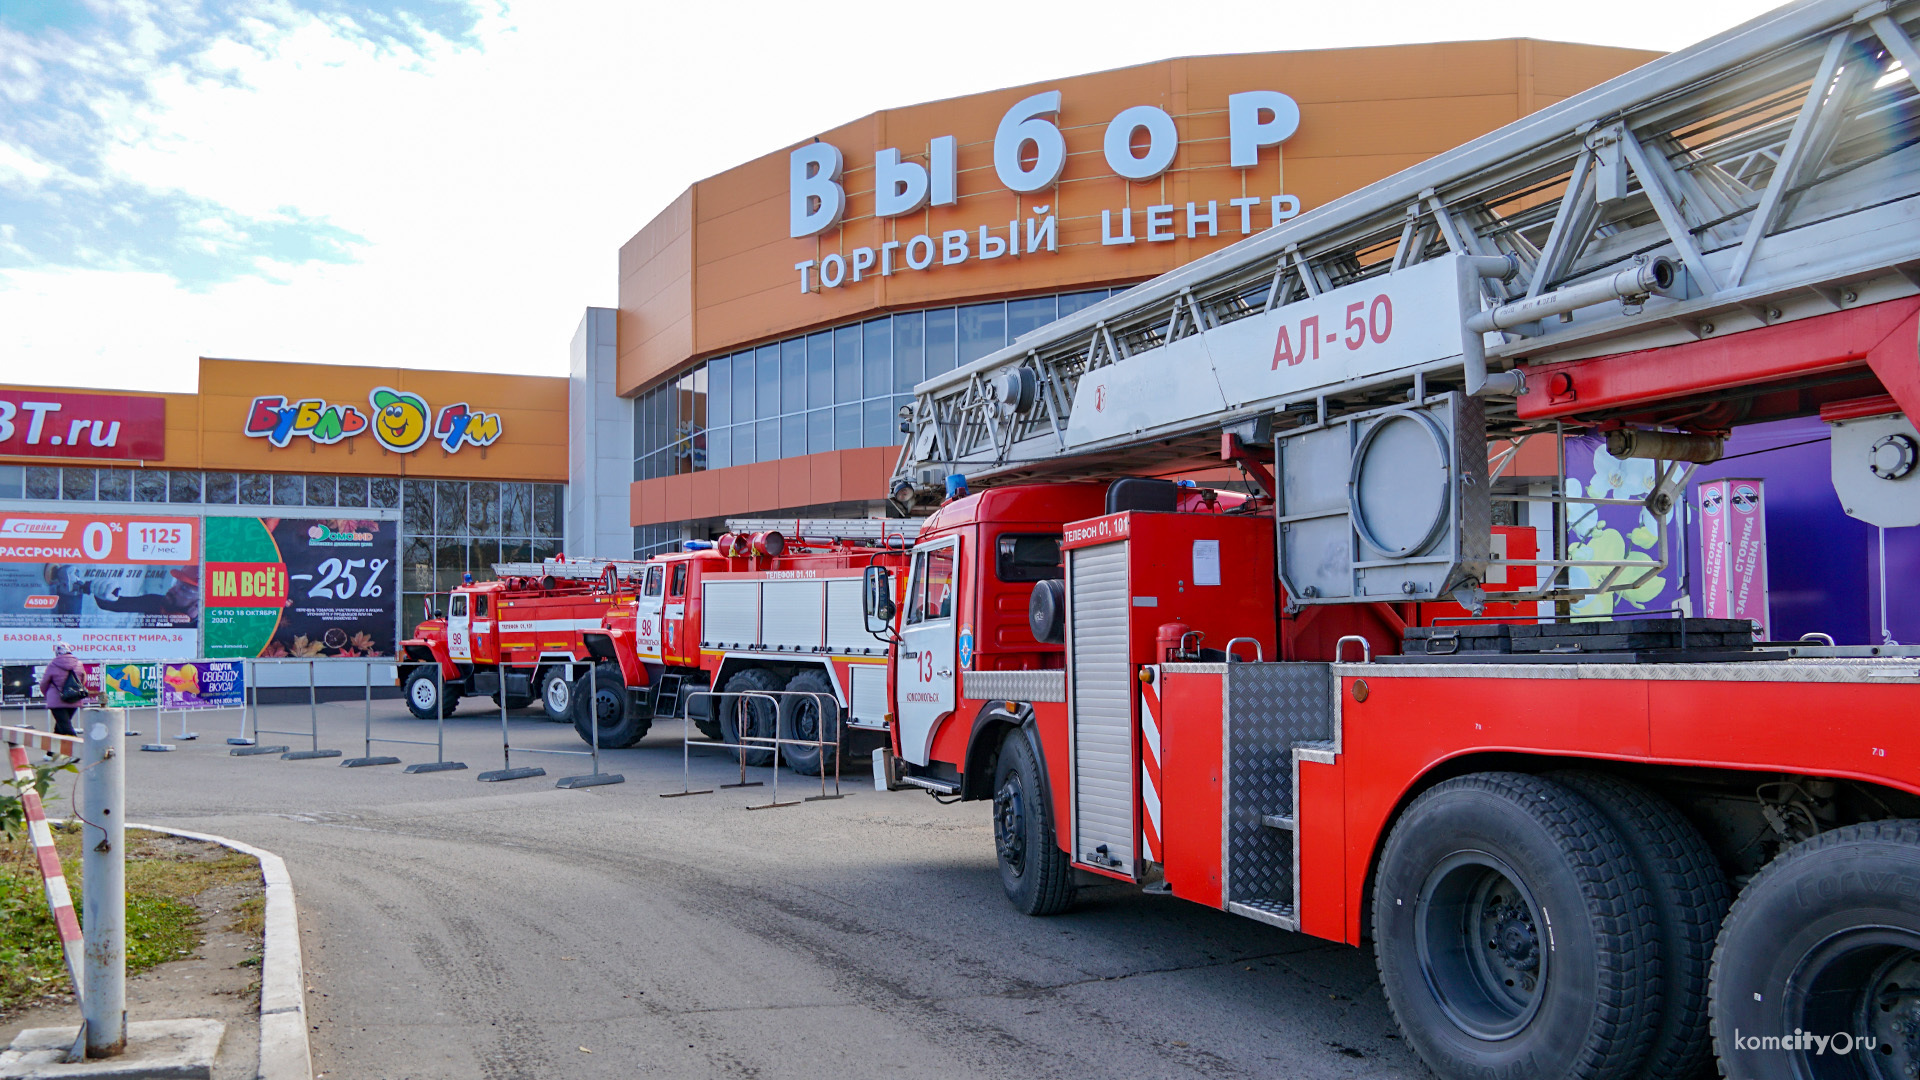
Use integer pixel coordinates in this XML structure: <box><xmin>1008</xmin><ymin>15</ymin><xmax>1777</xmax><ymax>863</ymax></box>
<box><xmin>2</xmin><ymin>358</ymin><xmax>568</xmax><ymax>482</ymax></box>
<box><xmin>619</xmin><ymin>40</ymin><xmax>1660</xmax><ymax>529</ymax></box>
<box><xmin>617</xmin><ymin>39</ymin><xmax>1661</xmax><ymax>399</ymax></box>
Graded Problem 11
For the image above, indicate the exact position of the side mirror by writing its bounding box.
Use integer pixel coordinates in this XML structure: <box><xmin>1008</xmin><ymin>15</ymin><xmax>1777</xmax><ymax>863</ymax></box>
<box><xmin>863</xmin><ymin>565</ymin><xmax>897</xmax><ymax>632</ymax></box>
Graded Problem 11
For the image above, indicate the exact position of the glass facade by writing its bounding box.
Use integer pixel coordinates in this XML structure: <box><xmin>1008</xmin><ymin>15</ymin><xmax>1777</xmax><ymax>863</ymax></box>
<box><xmin>632</xmin><ymin>288</ymin><xmax>1122</xmax><ymax>480</ymax></box>
<box><xmin>0</xmin><ymin>464</ymin><xmax>563</xmax><ymax>632</ymax></box>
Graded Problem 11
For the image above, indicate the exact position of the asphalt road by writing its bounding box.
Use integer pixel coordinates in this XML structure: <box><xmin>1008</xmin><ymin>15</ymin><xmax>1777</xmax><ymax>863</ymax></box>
<box><xmin>88</xmin><ymin>698</ymin><xmax>1429</xmax><ymax>1079</ymax></box>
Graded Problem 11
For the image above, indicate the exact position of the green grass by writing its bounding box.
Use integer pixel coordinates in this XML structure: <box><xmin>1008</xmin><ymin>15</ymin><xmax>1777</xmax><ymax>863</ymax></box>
<box><xmin>0</xmin><ymin>828</ymin><xmax>261</xmax><ymax>1013</ymax></box>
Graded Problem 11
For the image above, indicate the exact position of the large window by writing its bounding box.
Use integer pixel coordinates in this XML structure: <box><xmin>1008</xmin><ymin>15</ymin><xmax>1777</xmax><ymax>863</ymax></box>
<box><xmin>635</xmin><ymin>287</ymin><xmax>1122</xmax><ymax>476</ymax></box>
<box><xmin>400</xmin><ymin>480</ymin><xmax>565</xmax><ymax>627</ymax></box>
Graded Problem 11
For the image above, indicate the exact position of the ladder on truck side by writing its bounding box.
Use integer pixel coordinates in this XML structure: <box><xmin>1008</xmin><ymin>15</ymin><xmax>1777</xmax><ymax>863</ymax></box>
<box><xmin>893</xmin><ymin>0</ymin><xmax>1920</xmax><ymax>606</ymax></box>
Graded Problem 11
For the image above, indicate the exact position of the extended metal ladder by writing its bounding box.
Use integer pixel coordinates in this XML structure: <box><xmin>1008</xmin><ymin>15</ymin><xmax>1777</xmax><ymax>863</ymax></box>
<box><xmin>893</xmin><ymin>0</ymin><xmax>1920</xmax><ymax>489</ymax></box>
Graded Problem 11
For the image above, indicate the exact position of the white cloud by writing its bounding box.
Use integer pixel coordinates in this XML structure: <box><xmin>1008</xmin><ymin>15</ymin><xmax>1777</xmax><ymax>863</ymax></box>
<box><xmin>2</xmin><ymin>0</ymin><xmax>1785</xmax><ymax>394</ymax></box>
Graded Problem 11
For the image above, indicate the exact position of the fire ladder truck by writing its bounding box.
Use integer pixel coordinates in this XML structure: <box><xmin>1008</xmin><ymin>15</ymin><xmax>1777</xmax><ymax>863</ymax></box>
<box><xmin>397</xmin><ymin>556</ymin><xmax>646</xmax><ymax>722</ymax></box>
<box><xmin>862</xmin><ymin>2</ymin><xmax>1920</xmax><ymax>1077</ymax></box>
<box><xmin>570</xmin><ymin>518</ymin><xmax>915</xmax><ymax>770</ymax></box>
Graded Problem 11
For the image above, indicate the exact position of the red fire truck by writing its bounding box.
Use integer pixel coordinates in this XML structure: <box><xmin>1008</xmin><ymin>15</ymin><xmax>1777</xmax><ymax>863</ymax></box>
<box><xmin>854</xmin><ymin>6</ymin><xmax>1920</xmax><ymax>1079</ymax></box>
<box><xmin>568</xmin><ymin>519</ymin><xmax>915</xmax><ymax>769</ymax></box>
<box><xmin>396</xmin><ymin>557</ymin><xmax>644</xmax><ymax>722</ymax></box>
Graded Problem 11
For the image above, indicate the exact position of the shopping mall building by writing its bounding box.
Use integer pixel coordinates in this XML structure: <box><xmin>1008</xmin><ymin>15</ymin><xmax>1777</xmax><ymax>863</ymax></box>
<box><xmin>11</xmin><ymin>38</ymin><xmax>1908</xmax><ymax>659</ymax></box>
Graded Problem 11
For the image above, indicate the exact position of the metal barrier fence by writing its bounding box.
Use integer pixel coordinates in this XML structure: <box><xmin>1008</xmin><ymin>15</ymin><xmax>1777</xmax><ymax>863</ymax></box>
<box><xmin>481</xmin><ymin>660</ymin><xmax>621</xmax><ymax>788</ymax></box>
<box><xmin>663</xmin><ymin>690</ymin><xmax>842</xmax><ymax>809</ymax></box>
<box><xmin>349</xmin><ymin>660</ymin><xmax>466</xmax><ymax>773</ymax></box>
<box><xmin>236</xmin><ymin>658</ymin><xmax>339</xmax><ymax>760</ymax></box>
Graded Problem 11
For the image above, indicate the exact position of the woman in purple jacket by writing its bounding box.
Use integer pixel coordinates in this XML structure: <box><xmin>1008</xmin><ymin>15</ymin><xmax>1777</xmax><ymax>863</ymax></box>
<box><xmin>37</xmin><ymin>641</ymin><xmax>85</xmax><ymax>740</ymax></box>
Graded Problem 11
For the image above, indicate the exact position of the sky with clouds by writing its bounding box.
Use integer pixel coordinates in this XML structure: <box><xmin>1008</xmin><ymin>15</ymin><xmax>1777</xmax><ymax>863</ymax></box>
<box><xmin>0</xmin><ymin>0</ymin><xmax>1785</xmax><ymax>393</ymax></box>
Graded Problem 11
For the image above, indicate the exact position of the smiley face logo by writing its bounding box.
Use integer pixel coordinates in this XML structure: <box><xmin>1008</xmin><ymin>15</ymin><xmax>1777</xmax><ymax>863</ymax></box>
<box><xmin>369</xmin><ymin>387</ymin><xmax>430</xmax><ymax>452</ymax></box>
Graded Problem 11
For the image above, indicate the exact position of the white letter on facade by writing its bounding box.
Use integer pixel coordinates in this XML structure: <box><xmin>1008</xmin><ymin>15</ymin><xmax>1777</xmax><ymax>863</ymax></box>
<box><xmin>1230</xmin><ymin>196</ymin><xmax>1261</xmax><ymax>234</ymax></box>
<box><xmin>1228</xmin><ymin>91</ymin><xmax>1301</xmax><ymax>168</ymax></box>
<box><xmin>993</xmin><ymin>90</ymin><xmax>1067</xmax><ymax>194</ymax></box>
<box><xmin>1101</xmin><ymin>208</ymin><xmax>1134</xmax><ymax>246</ymax></box>
<box><xmin>941</xmin><ymin>229</ymin><xmax>970</xmax><ymax>265</ymax></box>
<box><xmin>1145</xmin><ymin>204</ymin><xmax>1175</xmax><ymax>242</ymax></box>
<box><xmin>906</xmin><ymin>234</ymin><xmax>935</xmax><ymax>270</ymax></box>
<box><xmin>929</xmin><ymin>135</ymin><xmax>958</xmax><ymax>207</ymax></box>
<box><xmin>789</xmin><ymin>142</ymin><xmax>846</xmax><ymax>238</ymax></box>
<box><xmin>851</xmin><ymin>246</ymin><xmax>876</xmax><ymax>281</ymax></box>
<box><xmin>794</xmin><ymin>260</ymin><xmax>816</xmax><ymax>293</ymax></box>
<box><xmin>978</xmin><ymin>226</ymin><xmax>1007</xmax><ymax>260</ymax></box>
<box><xmin>1187</xmin><ymin>200</ymin><xmax>1218</xmax><ymax>238</ymax></box>
<box><xmin>22</xmin><ymin>401</ymin><xmax>60</xmax><ymax>444</ymax></box>
<box><xmin>1027</xmin><ymin>211</ymin><xmax>1057</xmax><ymax>253</ymax></box>
<box><xmin>874</xmin><ymin>148</ymin><xmax>929</xmax><ymax>218</ymax></box>
<box><xmin>1103</xmin><ymin>104</ymin><xmax>1178</xmax><ymax>180</ymax></box>
<box><xmin>880</xmin><ymin>240</ymin><xmax>902</xmax><ymax>276</ymax></box>
<box><xmin>1272</xmin><ymin>194</ymin><xmax>1302</xmax><ymax>224</ymax></box>
<box><xmin>819</xmin><ymin>253</ymin><xmax>847</xmax><ymax>288</ymax></box>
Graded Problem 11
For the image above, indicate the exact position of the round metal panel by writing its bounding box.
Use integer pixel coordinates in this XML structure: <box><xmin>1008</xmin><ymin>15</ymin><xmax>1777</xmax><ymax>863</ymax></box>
<box><xmin>1349</xmin><ymin>409</ymin><xmax>1451</xmax><ymax>558</ymax></box>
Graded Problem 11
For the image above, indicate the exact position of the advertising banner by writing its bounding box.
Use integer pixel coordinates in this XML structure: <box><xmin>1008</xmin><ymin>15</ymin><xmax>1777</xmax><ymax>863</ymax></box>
<box><xmin>159</xmin><ymin>660</ymin><xmax>246</xmax><ymax>710</ymax></box>
<box><xmin>0</xmin><ymin>513</ymin><xmax>200</xmax><ymax>660</ymax></box>
<box><xmin>0</xmin><ymin>390</ymin><xmax>167</xmax><ymax>461</ymax></box>
<box><xmin>0</xmin><ymin>662</ymin><xmax>102</xmax><ymax>707</ymax></box>
<box><xmin>100</xmin><ymin>662</ymin><xmax>162</xmax><ymax>708</ymax></box>
<box><xmin>1699</xmin><ymin>478</ymin><xmax>1771</xmax><ymax>637</ymax></box>
<box><xmin>203</xmin><ymin>516</ymin><xmax>397</xmax><ymax>659</ymax></box>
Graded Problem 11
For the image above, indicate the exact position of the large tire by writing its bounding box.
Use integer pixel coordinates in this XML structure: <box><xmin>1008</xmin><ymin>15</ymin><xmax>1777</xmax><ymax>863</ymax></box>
<box><xmin>571</xmin><ymin>662</ymin><xmax>650</xmax><ymax>748</ymax></box>
<box><xmin>1551</xmin><ymin>771</ymin><xmax>1729</xmax><ymax>1080</ymax></box>
<box><xmin>1711</xmin><ymin>819</ymin><xmax>1920</xmax><ymax>1080</ymax></box>
<box><xmin>993</xmin><ymin>726</ymin><xmax>1074</xmax><ymax>916</ymax></box>
<box><xmin>718</xmin><ymin>667</ymin><xmax>781</xmax><ymax>767</ymax></box>
<box><xmin>777</xmin><ymin>670</ymin><xmax>840</xmax><ymax>777</ymax></box>
<box><xmin>1373</xmin><ymin>772</ymin><xmax>1660</xmax><ymax>1080</ymax></box>
<box><xmin>403</xmin><ymin>667</ymin><xmax>460</xmax><ymax>720</ymax></box>
<box><xmin>539</xmin><ymin>664</ymin><xmax>576</xmax><ymax>722</ymax></box>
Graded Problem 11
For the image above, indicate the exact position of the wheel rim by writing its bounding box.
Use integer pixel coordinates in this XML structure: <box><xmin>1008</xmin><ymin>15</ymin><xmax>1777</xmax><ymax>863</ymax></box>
<box><xmin>995</xmin><ymin>773</ymin><xmax>1028</xmax><ymax>879</ymax></box>
<box><xmin>410</xmin><ymin>678</ymin><xmax>436</xmax><ymax>710</ymax></box>
<box><xmin>546</xmin><ymin>675</ymin><xmax>569</xmax><ymax>714</ymax></box>
<box><xmin>593</xmin><ymin>687</ymin><xmax>622</xmax><ymax>728</ymax></box>
<box><xmin>791</xmin><ymin>698</ymin><xmax>820</xmax><ymax>744</ymax></box>
<box><xmin>1781</xmin><ymin>926</ymin><xmax>1920</xmax><ymax>1079</ymax></box>
<box><xmin>1414</xmin><ymin>851</ymin><xmax>1548</xmax><ymax>1041</ymax></box>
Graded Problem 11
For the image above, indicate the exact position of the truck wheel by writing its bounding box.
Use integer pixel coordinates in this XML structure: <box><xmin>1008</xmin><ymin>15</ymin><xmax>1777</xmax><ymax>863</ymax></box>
<box><xmin>571</xmin><ymin>662</ymin><xmax>650</xmax><ymax>748</ymax></box>
<box><xmin>404</xmin><ymin>667</ymin><xmax>460</xmax><ymax>720</ymax></box>
<box><xmin>993</xmin><ymin>727</ymin><xmax>1074</xmax><ymax>916</ymax></box>
<box><xmin>1710</xmin><ymin>819</ymin><xmax>1920</xmax><ymax>1080</ymax></box>
<box><xmin>539</xmin><ymin>665</ymin><xmax>575</xmax><ymax>722</ymax></box>
<box><xmin>1551</xmin><ymin>771</ymin><xmax>1729</xmax><ymax>1080</ymax></box>
<box><xmin>1373</xmin><ymin>772</ymin><xmax>1659</xmax><ymax>1080</ymax></box>
<box><xmin>778</xmin><ymin>670</ymin><xmax>839</xmax><ymax>777</ymax></box>
<box><xmin>718</xmin><ymin>667</ymin><xmax>781</xmax><ymax>767</ymax></box>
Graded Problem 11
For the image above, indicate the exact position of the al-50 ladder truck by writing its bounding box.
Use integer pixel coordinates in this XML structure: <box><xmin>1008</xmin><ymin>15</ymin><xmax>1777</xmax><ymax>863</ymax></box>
<box><xmin>857</xmin><ymin>2</ymin><xmax>1920</xmax><ymax>1078</ymax></box>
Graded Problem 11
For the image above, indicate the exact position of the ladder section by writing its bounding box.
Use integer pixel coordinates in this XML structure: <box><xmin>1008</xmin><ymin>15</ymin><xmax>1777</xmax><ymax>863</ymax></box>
<box><xmin>893</xmin><ymin>0</ymin><xmax>1920</xmax><ymax>488</ymax></box>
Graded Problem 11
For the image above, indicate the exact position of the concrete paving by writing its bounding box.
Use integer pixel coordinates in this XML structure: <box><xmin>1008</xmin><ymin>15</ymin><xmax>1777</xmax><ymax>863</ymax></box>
<box><xmin>85</xmin><ymin>699</ymin><xmax>1428</xmax><ymax>1079</ymax></box>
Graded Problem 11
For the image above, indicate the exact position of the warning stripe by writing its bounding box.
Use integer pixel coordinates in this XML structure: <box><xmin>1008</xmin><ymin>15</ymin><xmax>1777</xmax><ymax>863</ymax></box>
<box><xmin>8</xmin><ymin>744</ymin><xmax>85</xmax><ymax>1000</ymax></box>
<box><xmin>1139</xmin><ymin>669</ymin><xmax>1164</xmax><ymax>864</ymax></box>
<box><xmin>1</xmin><ymin>725</ymin><xmax>81</xmax><ymax>756</ymax></box>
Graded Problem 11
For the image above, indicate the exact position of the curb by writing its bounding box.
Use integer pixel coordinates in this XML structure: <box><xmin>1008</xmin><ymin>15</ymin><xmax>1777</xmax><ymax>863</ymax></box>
<box><xmin>129</xmin><ymin>824</ymin><xmax>312</xmax><ymax>1080</ymax></box>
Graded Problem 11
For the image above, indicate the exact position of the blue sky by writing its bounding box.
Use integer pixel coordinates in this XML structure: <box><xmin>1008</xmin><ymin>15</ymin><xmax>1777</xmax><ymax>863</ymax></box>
<box><xmin>0</xmin><ymin>0</ymin><xmax>1784</xmax><ymax>392</ymax></box>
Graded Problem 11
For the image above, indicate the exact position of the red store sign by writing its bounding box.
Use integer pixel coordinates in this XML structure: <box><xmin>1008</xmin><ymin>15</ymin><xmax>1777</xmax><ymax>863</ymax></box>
<box><xmin>0</xmin><ymin>391</ymin><xmax>167</xmax><ymax>461</ymax></box>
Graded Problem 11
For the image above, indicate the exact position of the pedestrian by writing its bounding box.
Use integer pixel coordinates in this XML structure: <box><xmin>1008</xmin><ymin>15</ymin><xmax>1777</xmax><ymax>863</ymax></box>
<box><xmin>37</xmin><ymin>641</ymin><xmax>87</xmax><ymax>758</ymax></box>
